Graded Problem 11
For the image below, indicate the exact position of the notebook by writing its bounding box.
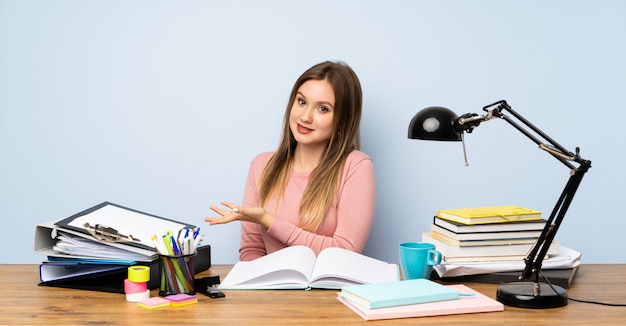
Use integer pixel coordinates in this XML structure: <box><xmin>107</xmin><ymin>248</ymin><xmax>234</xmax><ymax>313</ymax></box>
<box><xmin>339</xmin><ymin>279</ymin><xmax>458</xmax><ymax>309</ymax></box>
<box><xmin>338</xmin><ymin>284</ymin><xmax>504</xmax><ymax>320</ymax></box>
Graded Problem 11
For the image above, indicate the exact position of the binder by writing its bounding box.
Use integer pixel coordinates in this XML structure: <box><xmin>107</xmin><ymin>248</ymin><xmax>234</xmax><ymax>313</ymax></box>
<box><xmin>34</xmin><ymin>201</ymin><xmax>212</xmax><ymax>293</ymax></box>
<box><xmin>39</xmin><ymin>260</ymin><xmax>161</xmax><ymax>292</ymax></box>
<box><xmin>34</xmin><ymin>201</ymin><xmax>196</xmax><ymax>262</ymax></box>
<box><xmin>38</xmin><ymin>244</ymin><xmax>212</xmax><ymax>293</ymax></box>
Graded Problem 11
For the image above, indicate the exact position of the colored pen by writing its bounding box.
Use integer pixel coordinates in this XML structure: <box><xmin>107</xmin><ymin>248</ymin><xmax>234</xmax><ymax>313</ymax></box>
<box><xmin>193</xmin><ymin>227</ymin><xmax>200</xmax><ymax>239</ymax></box>
<box><xmin>171</xmin><ymin>235</ymin><xmax>181</xmax><ymax>255</ymax></box>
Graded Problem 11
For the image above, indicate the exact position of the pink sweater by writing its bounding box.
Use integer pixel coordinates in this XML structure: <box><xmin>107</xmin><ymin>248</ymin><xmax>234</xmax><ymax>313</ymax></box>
<box><xmin>239</xmin><ymin>150</ymin><xmax>376</xmax><ymax>261</ymax></box>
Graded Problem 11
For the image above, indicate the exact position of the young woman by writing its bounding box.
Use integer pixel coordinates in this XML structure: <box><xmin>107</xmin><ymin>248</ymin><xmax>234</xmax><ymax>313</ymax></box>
<box><xmin>205</xmin><ymin>61</ymin><xmax>375</xmax><ymax>261</ymax></box>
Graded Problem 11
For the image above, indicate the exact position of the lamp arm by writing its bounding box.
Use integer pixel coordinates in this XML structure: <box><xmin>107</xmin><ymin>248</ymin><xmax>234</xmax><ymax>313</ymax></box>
<box><xmin>484</xmin><ymin>100</ymin><xmax>580</xmax><ymax>170</ymax></box>
<box><xmin>456</xmin><ymin>99</ymin><xmax>586</xmax><ymax>168</ymax></box>
<box><xmin>475</xmin><ymin>100</ymin><xmax>592</xmax><ymax>288</ymax></box>
<box><xmin>520</xmin><ymin>167</ymin><xmax>588</xmax><ymax>286</ymax></box>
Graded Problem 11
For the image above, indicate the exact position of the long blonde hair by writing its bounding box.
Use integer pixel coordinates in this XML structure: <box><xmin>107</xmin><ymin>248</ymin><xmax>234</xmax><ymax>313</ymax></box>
<box><xmin>258</xmin><ymin>61</ymin><xmax>363</xmax><ymax>231</ymax></box>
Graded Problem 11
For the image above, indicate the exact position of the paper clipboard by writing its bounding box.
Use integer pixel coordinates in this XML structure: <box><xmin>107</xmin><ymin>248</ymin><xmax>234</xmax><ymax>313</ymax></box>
<box><xmin>54</xmin><ymin>201</ymin><xmax>196</xmax><ymax>251</ymax></box>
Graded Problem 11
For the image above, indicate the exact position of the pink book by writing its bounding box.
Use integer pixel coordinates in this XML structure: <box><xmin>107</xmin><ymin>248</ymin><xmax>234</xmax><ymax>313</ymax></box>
<box><xmin>337</xmin><ymin>284</ymin><xmax>503</xmax><ymax>321</ymax></box>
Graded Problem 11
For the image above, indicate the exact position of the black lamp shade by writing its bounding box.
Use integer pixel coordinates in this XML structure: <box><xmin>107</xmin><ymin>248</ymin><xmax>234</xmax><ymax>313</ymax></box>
<box><xmin>408</xmin><ymin>106</ymin><xmax>462</xmax><ymax>141</ymax></box>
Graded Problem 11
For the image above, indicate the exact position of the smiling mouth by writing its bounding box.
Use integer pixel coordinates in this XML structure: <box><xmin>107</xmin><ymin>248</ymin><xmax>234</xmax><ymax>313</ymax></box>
<box><xmin>297</xmin><ymin>124</ymin><xmax>313</xmax><ymax>133</ymax></box>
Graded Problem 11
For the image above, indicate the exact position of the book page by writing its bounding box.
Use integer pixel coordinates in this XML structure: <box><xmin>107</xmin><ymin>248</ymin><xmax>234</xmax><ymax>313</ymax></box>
<box><xmin>309</xmin><ymin>248</ymin><xmax>398</xmax><ymax>289</ymax></box>
<box><xmin>219</xmin><ymin>246</ymin><xmax>317</xmax><ymax>289</ymax></box>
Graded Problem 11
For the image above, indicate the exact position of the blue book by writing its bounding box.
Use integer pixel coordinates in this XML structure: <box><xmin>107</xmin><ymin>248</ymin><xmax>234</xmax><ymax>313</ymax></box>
<box><xmin>340</xmin><ymin>279</ymin><xmax>459</xmax><ymax>309</ymax></box>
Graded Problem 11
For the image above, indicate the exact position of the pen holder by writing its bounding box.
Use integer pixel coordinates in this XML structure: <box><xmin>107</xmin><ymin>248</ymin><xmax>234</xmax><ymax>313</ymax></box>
<box><xmin>158</xmin><ymin>252</ymin><xmax>196</xmax><ymax>296</ymax></box>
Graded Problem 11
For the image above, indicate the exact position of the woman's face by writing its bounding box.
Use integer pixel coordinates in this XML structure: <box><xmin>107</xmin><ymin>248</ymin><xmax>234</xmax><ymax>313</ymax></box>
<box><xmin>289</xmin><ymin>79</ymin><xmax>336</xmax><ymax>149</ymax></box>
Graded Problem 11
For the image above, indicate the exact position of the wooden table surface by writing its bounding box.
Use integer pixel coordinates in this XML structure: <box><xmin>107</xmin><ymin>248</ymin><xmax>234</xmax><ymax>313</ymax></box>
<box><xmin>2</xmin><ymin>264</ymin><xmax>625</xmax><ymax>325</ymax></box>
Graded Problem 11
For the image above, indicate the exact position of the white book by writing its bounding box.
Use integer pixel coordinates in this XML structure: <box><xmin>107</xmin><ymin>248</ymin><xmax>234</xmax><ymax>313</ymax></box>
<box><xmin>431</xmin><ymin>224</ymin><xmax>542</xmax><ymax>241</ymax></box>
<box><xmin>433</xmin><ymin>216</ymin><xmax>547</xmax><ymax>233</ymax></box>
<box><xmin>219</xmin><ymin>246</ymin><xmax>399</xmax><ymax>290</ymax></box>
<box><xmin>422</xmin><ymin>232</ymin><xmax>558</xmax><ymax>259</ymax></box>
<box><xmin>428</xmin><ymin>228</ymin><xmax>537</xmax><ymax>247</ymax></box>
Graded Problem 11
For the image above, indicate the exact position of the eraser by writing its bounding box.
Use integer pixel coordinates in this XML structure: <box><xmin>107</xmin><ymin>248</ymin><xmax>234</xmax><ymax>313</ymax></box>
<box><xmin>137</xmin><ymin>297</ymin><xmax>171</xmax><ymax>309</ymax></box>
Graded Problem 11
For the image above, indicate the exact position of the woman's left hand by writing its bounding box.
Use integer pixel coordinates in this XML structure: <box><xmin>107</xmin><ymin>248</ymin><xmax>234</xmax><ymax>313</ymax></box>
<box><xmin>205</xmin><ymin>201</ymin><xmax>275</xmax><ymax>228</ymax></box>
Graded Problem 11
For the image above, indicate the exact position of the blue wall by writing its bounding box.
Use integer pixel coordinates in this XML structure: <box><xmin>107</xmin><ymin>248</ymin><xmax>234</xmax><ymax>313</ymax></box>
<box><xmin>1</xmin><ymin>0</ymin><xmax>625</xmax><ymax>264</ymax></box>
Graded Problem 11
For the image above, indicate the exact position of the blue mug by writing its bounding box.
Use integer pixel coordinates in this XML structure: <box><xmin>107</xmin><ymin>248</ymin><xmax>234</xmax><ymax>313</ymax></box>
<box><xmin>399</xmin><ymin>242</ymin><xmax>442</xmax><ymax>280</ymax></box>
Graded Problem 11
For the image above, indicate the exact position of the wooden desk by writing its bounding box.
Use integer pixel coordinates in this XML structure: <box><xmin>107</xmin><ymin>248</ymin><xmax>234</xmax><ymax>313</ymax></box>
<box><xmin>2</xmin><ymin>264</ymin><xmax>625</xmax><ymax>325</ymax></box>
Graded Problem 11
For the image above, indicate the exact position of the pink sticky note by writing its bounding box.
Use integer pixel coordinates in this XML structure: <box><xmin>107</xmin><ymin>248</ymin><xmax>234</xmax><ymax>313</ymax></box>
<box><xmin>164</xmin><ymin>294</ymin><xmax>197</xmax><ymax>302</ymax></box>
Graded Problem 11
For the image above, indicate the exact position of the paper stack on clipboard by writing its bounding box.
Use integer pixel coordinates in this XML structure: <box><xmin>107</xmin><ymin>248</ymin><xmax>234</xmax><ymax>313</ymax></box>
<box><xmin>33</xmin><ymin>201</ymin><xmax>211</xmax><ymax>293</ymax></box>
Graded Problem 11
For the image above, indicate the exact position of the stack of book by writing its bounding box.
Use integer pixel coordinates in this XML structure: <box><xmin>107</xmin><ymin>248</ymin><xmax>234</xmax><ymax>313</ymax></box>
<box><xmin>422</xmin><ymin>205</ymin><xmax>558</xmax><ymax>263</ymax></box>
<box><xmin>336</xmin><ymin>279</ymin><xmax>503</xmax><ymax>320</ymax></box>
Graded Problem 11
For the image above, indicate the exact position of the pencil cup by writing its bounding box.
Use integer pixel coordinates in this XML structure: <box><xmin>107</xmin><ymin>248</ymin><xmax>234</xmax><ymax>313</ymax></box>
<box><xmin>399</xmin><ymin>242</ymin><xmax>442</xmax><ymax>280</ymax></box>
<box><xmin>158</xmin><ymin>252</ymin><xmax>196</xmax><ymax>296</ymax></box>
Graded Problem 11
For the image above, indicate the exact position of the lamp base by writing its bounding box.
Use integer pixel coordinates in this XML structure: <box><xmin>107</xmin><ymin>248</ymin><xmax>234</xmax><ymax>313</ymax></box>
<box><xmin>496</xmin><ymin>282</ymin><xmax>567</xmax><ymax>308</ymax></box>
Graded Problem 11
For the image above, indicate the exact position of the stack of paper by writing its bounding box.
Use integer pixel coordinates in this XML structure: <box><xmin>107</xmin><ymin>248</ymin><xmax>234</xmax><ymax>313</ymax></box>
<box><xmin>432</xmin><ymin>245</ymin><xmax>581</xmax><ymax>279</ymax></box>
<box><xmin>53</xmin><ymin>233</ymin><xmax>151</xmax><ymax>261</ymax></box>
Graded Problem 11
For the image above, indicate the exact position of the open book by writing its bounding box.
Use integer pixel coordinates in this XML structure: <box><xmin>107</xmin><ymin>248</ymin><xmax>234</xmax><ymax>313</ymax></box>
<box><xmin>219</xmin><ymin>246</ymin><xmax>399</xmax><ymax>290</ymax></box>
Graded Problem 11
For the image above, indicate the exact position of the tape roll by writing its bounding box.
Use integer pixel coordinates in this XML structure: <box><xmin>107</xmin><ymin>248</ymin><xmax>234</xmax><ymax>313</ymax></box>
<box><xmin>126</xmin><ymin>289</ymin><xmax>151</xmax><ymax>302</ymax></box>
<box><xmin>124</xmin><ymin>278</ymin><xmax>148</xmax><ymax>294</ymax></box>
<box><xmin>128</xmin><ymin>266</ymin><xmax>150</xmax><ymax>283</ymax></box>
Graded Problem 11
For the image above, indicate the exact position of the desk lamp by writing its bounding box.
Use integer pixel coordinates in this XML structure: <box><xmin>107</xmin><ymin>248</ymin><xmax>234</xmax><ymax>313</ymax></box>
<box><xmin>408</xmin><ymin>100</ymin><xmax>591</xmax><ymax>309</ymax></box>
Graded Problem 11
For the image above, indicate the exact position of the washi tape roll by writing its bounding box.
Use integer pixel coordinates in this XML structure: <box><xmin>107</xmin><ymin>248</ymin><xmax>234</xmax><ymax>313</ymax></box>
<box><xmin>124</xmin><ymin>278</ymin><xmax>148</xmax><ymax>294</ymax></box>
<box><xmin>128</xmin><ymin>266</ymin><xmax>150</xmax><ymax>283</ymax></box>
<box><xmin>125</xmin><ymin>289</ymin><xmax>150</xmax><ymax>302</ymax></box>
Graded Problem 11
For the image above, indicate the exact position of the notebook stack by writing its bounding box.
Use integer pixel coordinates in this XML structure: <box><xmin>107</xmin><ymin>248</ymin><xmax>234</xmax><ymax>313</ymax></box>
<box><xmin>422</xmin><ymin>205</ymin><xmax>558</xmax><ymax>263</ymax></box>
<box><xmin>337</xmin><ymin>279</ymin><xmax>503</xmax><ymax>320</ymax></box>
